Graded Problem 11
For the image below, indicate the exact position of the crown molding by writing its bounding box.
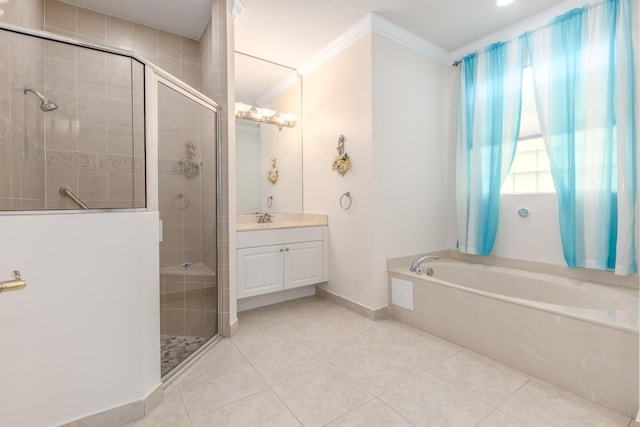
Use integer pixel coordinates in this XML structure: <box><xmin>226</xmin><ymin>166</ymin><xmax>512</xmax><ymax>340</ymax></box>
<box><xmin>297</xmin><ymin>14</ymin><xmax>373</xmax><ymax>76</ymax></box>
<box><xmin>370</xmin><ymin>14</ymin><xmax>449</xmax><ymax>65</ymax></box>
<box><xmin>298</xmin><ymin>12</ymin><xmax>450</xmax><ymax>76</ymax></box>
<box><xmin>447</xmin><ymin>0</ymin><xmax>588</xmax><ymax>63</ymax></box>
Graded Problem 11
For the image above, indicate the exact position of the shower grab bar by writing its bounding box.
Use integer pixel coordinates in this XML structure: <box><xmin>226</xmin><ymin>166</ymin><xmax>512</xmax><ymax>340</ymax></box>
<box><xmin>60</xmin><ymin>186</ymin><xmax>89</xmax><ymax>209</ymax></box>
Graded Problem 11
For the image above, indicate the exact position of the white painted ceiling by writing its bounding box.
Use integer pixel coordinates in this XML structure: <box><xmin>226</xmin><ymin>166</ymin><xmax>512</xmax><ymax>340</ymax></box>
<box><xmin>65</xmin><ymin>0</ymin><xmax>573</xmax><ymax>68</ymax></box>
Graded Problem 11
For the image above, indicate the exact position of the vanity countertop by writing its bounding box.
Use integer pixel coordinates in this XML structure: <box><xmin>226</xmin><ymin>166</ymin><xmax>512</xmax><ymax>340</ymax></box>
<box><xmin>236</xmin><ymin>213</ymin><xmax>328</xmax><ymax>232</ymax></box>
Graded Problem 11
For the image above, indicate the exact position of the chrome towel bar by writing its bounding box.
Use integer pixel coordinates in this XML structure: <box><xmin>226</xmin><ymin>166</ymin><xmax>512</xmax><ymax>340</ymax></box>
<box><xmin>60</xmin><ymin>186</ymin><xmax>89</xmax><ymax>209</ymax></box>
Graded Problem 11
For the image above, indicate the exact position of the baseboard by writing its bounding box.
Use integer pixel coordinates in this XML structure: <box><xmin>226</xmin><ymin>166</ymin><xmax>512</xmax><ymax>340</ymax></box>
<box><xmin>237</xmin><ymin>286</ymin><xmax>316</xmax><ymax>312</ymax></box>
<box><xmin>143</xmin><ymin>384</ymin><xmax>164</xmax><ymax>415</ymax></box>
<box><xmin>230</xmin><ymin>318</ymin><xmax>239</xmax><ymax>337</ymax></box>
<box><xmin>315</xmin><ymin>286</ymin><xmax>388</xmax><ymax>320</ymax></box>
<box><xmin>59</xmin><ymin>384</ymin><xmax>163</xmax><ymax>427</ymax></box>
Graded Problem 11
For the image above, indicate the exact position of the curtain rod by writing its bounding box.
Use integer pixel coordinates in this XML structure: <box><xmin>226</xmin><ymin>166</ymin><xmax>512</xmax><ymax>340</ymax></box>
<box><xmin>450</xmin><ymin>0</ymin><xmax>608</xmax><ymax>67</ymax></box>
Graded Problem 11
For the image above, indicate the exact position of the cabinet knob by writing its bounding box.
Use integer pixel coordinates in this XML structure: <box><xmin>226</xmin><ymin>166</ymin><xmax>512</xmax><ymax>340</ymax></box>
<box><xmin>285</xmin><ymin>248</ymin><xmax>290</xmax><ymax>252</ymax></box>
<box><xmin>280</xmin><ymin>248</ymin><xmax>284</xmax><ymax>252</ymax></box>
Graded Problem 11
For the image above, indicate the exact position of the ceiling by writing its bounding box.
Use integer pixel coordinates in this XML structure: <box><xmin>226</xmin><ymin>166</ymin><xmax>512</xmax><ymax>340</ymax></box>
<box><xmin>65</xmin><ymin>0</ymin><xmax>578</xmax><ymax>69</ymax></box>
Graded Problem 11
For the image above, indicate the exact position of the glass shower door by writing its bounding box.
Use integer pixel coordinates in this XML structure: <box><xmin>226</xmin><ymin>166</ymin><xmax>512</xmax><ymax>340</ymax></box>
<box><xmin>157</xmin><ymin>81</ymin><xmax>218</xmax><ymax>377</ymax></box>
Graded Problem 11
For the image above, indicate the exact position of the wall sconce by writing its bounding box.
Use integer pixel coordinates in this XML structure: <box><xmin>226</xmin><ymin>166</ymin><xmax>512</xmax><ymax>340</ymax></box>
<box><xmin>235</xmin><ymin>102</ymin><xmax>297</xmax><ymax>131</ymax></box>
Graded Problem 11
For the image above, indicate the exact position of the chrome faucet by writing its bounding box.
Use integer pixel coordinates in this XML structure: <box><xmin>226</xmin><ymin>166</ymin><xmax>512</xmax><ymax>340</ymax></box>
<box><xmin>257</xmin><ymin>212</ymin><xmax>272</xmax><ymax>223</ymax></box>
<box><xmin>410</xmin><ymin>255</ymin><xmax>440</xmax><ymax>274</ymax></box>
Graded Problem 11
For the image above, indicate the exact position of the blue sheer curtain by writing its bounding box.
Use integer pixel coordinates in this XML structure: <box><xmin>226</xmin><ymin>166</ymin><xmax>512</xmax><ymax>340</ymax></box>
<box><xmin>525</xmin><ymin>0</ymin><xmax>636</xmax><ymax>274</ymax></box>
<box><xmin>456</xmin><ymin>39</ymin><xmax>525</xmax><ymax>255</ymax></box>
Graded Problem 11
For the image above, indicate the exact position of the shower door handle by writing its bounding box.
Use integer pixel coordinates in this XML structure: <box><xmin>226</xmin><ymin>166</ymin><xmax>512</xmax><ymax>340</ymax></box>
<box><xmin>0</xmin><ymin>271</ymin><xmax>26</xmax><ymax>293</ymax></box>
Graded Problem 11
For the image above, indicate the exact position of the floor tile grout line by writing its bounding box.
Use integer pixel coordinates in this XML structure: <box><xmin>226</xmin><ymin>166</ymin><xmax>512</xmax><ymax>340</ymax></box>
<box><xmin>318</xmin><ymin>396</ymin><xmax>377</xmax><ymax>427</ymax></box>
<box><xmin>419</xmin><ymin>353</ymin><xmax>532</xmax><ymax>410</ymax></box>
<box><xmin>188</xmin><ymin>388</ymin><xmax>271</xmax><ymax>425</ymax></box>
<box><xmin>269</xmin><ymin>381</ymin><xmax>307</xmax><ymax>427</ymax></box>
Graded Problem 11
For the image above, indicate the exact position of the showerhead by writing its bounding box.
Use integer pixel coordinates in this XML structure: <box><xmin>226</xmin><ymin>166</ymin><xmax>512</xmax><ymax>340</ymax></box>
<box><xmin>23</xmin><ymin>86</ymin><xmax>58</xmax><ymax>112</ymax></box>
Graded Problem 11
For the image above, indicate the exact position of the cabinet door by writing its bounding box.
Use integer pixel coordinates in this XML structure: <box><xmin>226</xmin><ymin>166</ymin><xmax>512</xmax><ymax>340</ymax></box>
<box><xmin>284</xmin><ymin>241</ymin><xmax>324</xmax><ymax>290</ymax></box>
<box><xmin>237</xmin><ymin>245</ymin><xmax>284</xmax><ymax>298</ymax></box>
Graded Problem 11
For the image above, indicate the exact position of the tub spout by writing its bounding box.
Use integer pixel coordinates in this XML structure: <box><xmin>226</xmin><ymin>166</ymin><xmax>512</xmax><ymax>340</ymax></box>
<box><xmin>410</xmin><ymin>255</ymin><xmax>440</xmax><ymax>274</ymax></box>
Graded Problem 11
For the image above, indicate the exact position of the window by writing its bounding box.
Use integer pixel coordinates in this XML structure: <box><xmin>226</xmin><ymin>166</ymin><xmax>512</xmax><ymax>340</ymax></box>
<box><xmin>501</xmin><ymin>67</ymin><xmax>555</xmax><ymax>194</ymax></box>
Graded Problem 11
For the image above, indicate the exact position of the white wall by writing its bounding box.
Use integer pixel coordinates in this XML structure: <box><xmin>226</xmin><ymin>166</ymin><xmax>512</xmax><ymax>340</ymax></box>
<box><xmin>371</xmin><ymin>34</ymin><xmax>450</xmax><ymax>308</ymax></box>
<box><xmin>0</xmin><ymin>211</ymin><xmax>160</xmax><ymax>427</ymax></box>
<box><xmin>303</xmin><ymin>33</ymin><xmax>450</xmax><ymax>310</ymax></box>
<box><xmin>260</xmin><ymin>83</ymin><xmax>303</xmax><ymax>214</ymax></box>
<box><xmin>303</xmin><ymin>34</ymin><xmax>377</xmax><ymax>309</ymax></box>
<box><xmin>493</xmin><ymin>194</ymin><xmax>565</xmax><ymax>265</ymax></box>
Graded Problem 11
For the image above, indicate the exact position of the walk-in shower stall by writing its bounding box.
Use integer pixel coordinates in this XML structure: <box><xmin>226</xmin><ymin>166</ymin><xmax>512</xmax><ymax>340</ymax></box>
<box><xmin>0</xmin><ymin>26</ymin><xmax>220</xmax><ymax>380</ymax></box>
<box><xmin>155</xmin><ymin>79</ymin><xmax>219</xmax><ymax>376</ymax></box>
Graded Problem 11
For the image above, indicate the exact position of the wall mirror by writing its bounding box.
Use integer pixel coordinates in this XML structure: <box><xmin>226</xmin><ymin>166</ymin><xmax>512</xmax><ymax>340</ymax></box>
<box><xmin>235</xmin><ymin>52</ymin><xmax>302</xmax><ymax>214</ymax></box>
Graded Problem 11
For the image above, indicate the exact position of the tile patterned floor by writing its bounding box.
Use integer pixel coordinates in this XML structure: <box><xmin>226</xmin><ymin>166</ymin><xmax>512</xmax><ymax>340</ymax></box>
<box><xmin>126</xmin><ymin>297</ymin><xmax>633</xmax><ymax>427</ymax></box>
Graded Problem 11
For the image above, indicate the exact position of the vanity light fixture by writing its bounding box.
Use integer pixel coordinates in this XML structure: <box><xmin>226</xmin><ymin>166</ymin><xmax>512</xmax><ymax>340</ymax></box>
<box><xmin>235</xmin><ymin>102</ymin><xmax>252</xmax><ymax>115</ymax></box>
<box><xmin>496</xmin><ymin>0</ymin><xmax>515</xmax><ymax>6</ymax></box>
<box><xmin>235</xmin><ymin>102</ymin><xmax>296</xmax><ymax>130</ymax></box>
<box><xmin>256</xmin><ymin>107</ymin><xmax>276</xmax><ymax>118</ymax></box>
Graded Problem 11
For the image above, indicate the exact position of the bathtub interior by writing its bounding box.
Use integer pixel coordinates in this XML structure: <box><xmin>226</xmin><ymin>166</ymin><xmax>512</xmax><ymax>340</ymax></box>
<box><xmin>424</xmin><ymin>260</ymin><xmax>638</xmax><ymax>310</ymax></box>
<box><xmin>388</xmin><ymin>259</ymin><xmax>638</xmax><ymax>333</ymax></box>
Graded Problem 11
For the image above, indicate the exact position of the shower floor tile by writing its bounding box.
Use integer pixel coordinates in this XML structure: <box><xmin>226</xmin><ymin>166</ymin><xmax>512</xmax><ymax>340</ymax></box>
<box><xmin>161</xmin><ymin>334</ymin><xmax>209</xmax><ymax>377</ymax></box>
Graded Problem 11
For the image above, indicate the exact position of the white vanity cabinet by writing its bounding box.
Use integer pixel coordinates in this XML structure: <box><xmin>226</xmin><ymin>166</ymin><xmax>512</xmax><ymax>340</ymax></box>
<box><xmin>237</xmin><ymin>226</ymin><xmax>328</xmax><ymax>300</ymax></box>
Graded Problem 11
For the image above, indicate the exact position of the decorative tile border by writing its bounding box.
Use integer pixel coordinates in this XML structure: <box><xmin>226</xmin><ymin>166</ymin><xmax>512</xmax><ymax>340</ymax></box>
<box><xmin>99</xmin><ymin>153</ymin><xmax>144</xmax><ymax>172</ymax></box>
<box><xmin>158</xmin><ymin>158</ymin><xmax>182</xmax><ymax>175</ymax></box>
<box><xmin>47</xmin><ymin>150</ymin><xmax>97</xmax><ymax>170</ymax></box>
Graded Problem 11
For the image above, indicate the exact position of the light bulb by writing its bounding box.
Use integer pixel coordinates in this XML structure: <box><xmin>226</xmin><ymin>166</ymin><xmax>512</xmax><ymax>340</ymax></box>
<box><xmin>278</xmin><ymin>113</ymin><xmax>297</xmax><ymax>122</ymax></box>
<box><xmin>256</xmin><ymin>108</ymin><xmax>276</xmax><ymax>118</ymax></box>
<box><xmin>235</xmin><ymin>102</ymin><xmax>252</xmax><ymax>114</ymax></box>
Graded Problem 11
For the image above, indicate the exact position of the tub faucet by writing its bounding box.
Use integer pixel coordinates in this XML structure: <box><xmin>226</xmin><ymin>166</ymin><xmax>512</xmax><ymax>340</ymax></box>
<box><xmin>410</xmin><ymin>255</ymin><xmax>440</xmax><ymax>274</ymax></box>
<box><xmin>257</xmin><ymin>212</ymin><xmax>272</xmax><ymax>223</ymax></box>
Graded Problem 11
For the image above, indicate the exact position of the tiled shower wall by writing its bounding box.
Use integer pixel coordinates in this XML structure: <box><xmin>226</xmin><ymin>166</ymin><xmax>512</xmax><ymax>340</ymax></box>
<box><xmin>42</xmin><ymin>0</ymin><xmax>200</xmax><ymax>208</ymax></box>
<box><xmin>42</xmin><ymin>42</ymin><xmax>145</xmax><ymax>208</ymax></box>
<box><xmin>158</xmin><ymin>84</ymin><xmax>210</xmax><ymax>269</ymax></box>
<box><xmin>157</xmin><ymin>81</ymin><xmax>218</xmax><ymax>338</ymax></box>
<box><xmin>0</xmin><ymin>0</ymin><xmax>232</xmax><ymax>336</ymax></box>
<box><xmin>42</xmin><ymin>0</ymin><xmax>200</xmax><ymax>90</ymax></box>
<box><xmin>200</xmin><ymin>0</ymin><xmax>232</xmax><ymax>336</ymax></box>
<box><xmin>0</xmin><ymin>1</ymin><xmax>44</xmax><ymax>209</ymax></box>
<box><xmin>0</xmin><ymin>31</ymin><xmax>45</xmax><ymax>209</ymax></box>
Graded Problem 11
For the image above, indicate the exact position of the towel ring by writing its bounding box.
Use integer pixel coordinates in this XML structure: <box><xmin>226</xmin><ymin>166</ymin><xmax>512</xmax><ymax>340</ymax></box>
<box><xmin>172</xmin><ymin>193</ymin><xmax>190</xmax><ymax>210</ymax></box>
<box><xmin>267</xmin><ymin>196</ymin><xmax>273</xmax><ymax>209</ymax></box>
<box><xmin>340</xmin><ymin>192</ymin><xmax>352</xmax><ymax>210</ymax></box>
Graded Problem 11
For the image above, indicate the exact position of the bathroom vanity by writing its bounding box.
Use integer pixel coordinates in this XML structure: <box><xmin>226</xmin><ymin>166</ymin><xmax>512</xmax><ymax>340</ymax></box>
<box><xmin>236</xmin><ymin>214</ymin><xmax>328</xmax><ymax>310</ymax></box>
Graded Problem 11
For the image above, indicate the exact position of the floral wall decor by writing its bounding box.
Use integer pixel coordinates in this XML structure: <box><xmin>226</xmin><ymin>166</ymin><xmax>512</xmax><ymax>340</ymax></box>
<box><xmin>331</xmin><ymin>135</ymin><xmax>351</xmax><ymax>176</ymax></box>
<box><xmin>267</xmin><ymin>156</ymin><xmax>279</xmax><ymax>184</ymax></box>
